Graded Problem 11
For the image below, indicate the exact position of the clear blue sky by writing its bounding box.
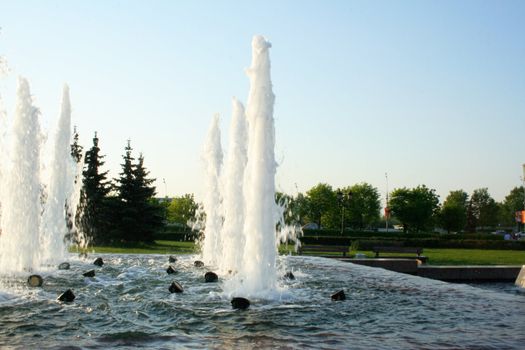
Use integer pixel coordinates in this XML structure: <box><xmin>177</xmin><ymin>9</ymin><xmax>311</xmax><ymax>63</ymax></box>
<box><xmin>1</xmin><ymin>0</ymin><xmax>524</xmax><ymax>204</ymax></box>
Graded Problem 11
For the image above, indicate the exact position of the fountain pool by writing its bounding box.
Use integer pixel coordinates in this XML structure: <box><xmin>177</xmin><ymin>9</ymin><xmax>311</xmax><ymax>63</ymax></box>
<box><xmin>0</xmin><ymin>254</ymin><xmax>524</xmax><ymax>349</ymax></box>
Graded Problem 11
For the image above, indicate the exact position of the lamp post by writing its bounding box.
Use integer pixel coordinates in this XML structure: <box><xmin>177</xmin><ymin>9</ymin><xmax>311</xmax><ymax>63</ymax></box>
<box><xmin>385</xmin><ymin>172</ymin><xmax>389</xmax><ymax>232</ymax></box>
<box><xmin>521</xmin><ymin>164</ymin><xmax>525</xmax><ymax>232</ymax></box>
<box><xmin>522</xmin><ymin>164</ymin><xmax>525</xmax><ymax>211</ymax></box>
<box><xmin>337</xmin><ymin>190</ymin><xmax>344</xmax><ymax>235</ymax></box>
<box><xmin>337</xmin><ymin>190</ymin><xmax>352</xmax><ymax>235</ymax></box>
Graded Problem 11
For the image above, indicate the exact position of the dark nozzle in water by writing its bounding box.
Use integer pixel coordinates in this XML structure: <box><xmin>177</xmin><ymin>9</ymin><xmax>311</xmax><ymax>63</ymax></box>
<box><xmin>169</xmin><ymin>281</ymin><xmax>184</xmax><ymax>293</ymax></box>
<box><xmin>231</xmin><ymin>297</ymin><xmax>250</xmax><ymax>310</ymax></box>
<box><xmin>27</xmin><ymin>275</ymin><xmax>43</xmax><ymax>287</ymax></box>
<box><xmin>168</xmin><ymin>255</ymin><xmax>177</xmax><ymax>263</ymax></box>
<box><xmin>57</xmin><ymin>289</ymin><xmax>75</xmax><ymax>302</ymax></box>
<box><xmin>93</xmin><ymin>257</ymin><xmax>104</xmax><ymax>267</ymax></box>
<box><xmin>83</xmin><ymin>270</ymin><xmax>96</xmax><ymax>277</ymax></box>
<box><xmin>58</xmin><ymin>262</ymin><xmax>70</xmax><ymax>270</ymax></box>
<box><xmin>204</xmin><ymin>271</ymin><xmax>218</xmax><ymax>283</ymax></box>
<box><xmin>284</xmin><ymin>271</ymin><xmax>295</xmax><ymax>280</ymax></box>
<box><xmin>166</xmin><ymin>265</ymin><xmax>176</xmax><ymax>274</ymax></box>
<box><xmin>194</xmin><ymin>260</ymin><xmax>204</xmax><ymax>267</ymax></box>
<box><xmin>331</xmin><ymin>290</ymin><xmax>346</xmax><ymax>301</ymax></box>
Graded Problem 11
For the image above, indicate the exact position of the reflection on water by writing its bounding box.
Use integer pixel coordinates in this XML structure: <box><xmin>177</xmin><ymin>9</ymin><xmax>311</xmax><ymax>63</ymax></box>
<box><xmin>1</xmin><ymin>254</ymin><xmax>524</xmax><ymax>349</ymax></box>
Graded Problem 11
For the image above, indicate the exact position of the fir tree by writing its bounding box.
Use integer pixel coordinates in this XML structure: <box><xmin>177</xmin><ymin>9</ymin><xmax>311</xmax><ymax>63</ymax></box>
<box><xmin>76</xmin><ymin>132</ymin><xmax>111</xmax><ymax>244</ymax></box>
<box><xmin>114</xmin><ymin>141</ymin><xmax>163</xmax><ymax>242</ymax></box>
<box><xmin>70</xmin><ymin>126</ymin><xmax>83</xmax><ymax>163</ymax></box>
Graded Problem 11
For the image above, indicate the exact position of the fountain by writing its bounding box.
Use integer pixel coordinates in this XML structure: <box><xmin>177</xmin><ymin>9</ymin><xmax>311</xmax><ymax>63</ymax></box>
<box><xmin>0</xmin><ymin>78</ymin><xmax>79</xmax><ymax>273</ymax></box>
<box><xmin>199</xmin><ymin>36</ymin><xmax>293</xmax><ymax>298</ymax></box>
<box><xmin>0</xmin><ymin>77</ymin><xmax>44</xmax><ymax>273</ymax></box>
<box><xmin>0</xmin><ymin>36</ymin><xmax>523</xmax><ymax>349</ymax></box>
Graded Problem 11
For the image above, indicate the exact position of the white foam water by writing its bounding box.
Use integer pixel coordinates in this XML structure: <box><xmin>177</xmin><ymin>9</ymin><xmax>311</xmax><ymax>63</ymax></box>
<box><xmin>40</xmin><ymin>85</ymin><xmax>77</xmax><ymax>264</ymax></box>
<box><xmin>0</xmin><ymin>77</ymin><xmax>43</xmax><ymax>273</ymax></box>
<box><xmin>0</xmin><ymin>79</ymin><xmax>81</xmax><ymax>274</ymax></box>
<box><xmin>200</xmin><ymin>36</ymin><xmax>299</xmax><ymax>298</ymax></box>
<box><xmin>201</xmin><ymin>114</ymin><xmax>223</xmax><ymax>266</ymax></box>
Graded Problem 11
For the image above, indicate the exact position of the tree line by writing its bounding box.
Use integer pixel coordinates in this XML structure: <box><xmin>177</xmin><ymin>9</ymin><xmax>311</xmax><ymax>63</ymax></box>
<box><xmin>71</xmin><ymin>130</ymin><xmax>164</xmax><ymax>245</ymax></box>
<box><xmin>166</xmin><ymin>182</ymin><xmax>524</xmax><ymax>235</ymax></box>
<box><xmin>71</xmin><ymin>127</ymin><xmax>523</xmax><ymax>240</ymax></box>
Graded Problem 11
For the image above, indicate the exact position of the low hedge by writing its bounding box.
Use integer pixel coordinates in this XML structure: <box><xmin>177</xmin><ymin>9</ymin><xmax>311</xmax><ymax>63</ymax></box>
<box><xmin>302</xmin><ymin>229</ymin><xmax>503</xmax><ymax>241</ymax></box>
<box><xmin>154</xmin><ymin>231</ymin><xmax>200</xmax><ymax>242</ymax></box>
<box><xmin>298</xmin><ymin>236</ymin><xmax>525</xmax><ymax>250</ymax></box>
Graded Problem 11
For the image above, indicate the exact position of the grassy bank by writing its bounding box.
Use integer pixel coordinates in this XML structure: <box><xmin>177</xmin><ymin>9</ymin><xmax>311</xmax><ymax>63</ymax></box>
<box><xmin>73</xmin><ymin>241</ymin><xmax>525</xmax><ymax>266</ymax></box>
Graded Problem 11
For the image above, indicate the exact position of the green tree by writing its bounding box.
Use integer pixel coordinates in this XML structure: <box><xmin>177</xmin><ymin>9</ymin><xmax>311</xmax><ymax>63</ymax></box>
<box><xmin>70</xmin><ymin>126</ymin><xmax>83</xmax><ymax>163</ymax></box>
<box><xmin>439</xmin><ymin>190</ymin><xmax>468</xmax><ymax>233</ymax></box>
<box><xmin>341</xmin><ymin>183</ymin><xmax>381</xmax><ymax>230</ymax></box>
<box><xmin>499</xmin><ymin>186</ymin><xmax>524</xmax><ymax>227</ymax></box>
<box><xmin>305</xmin><ymin>183</ymin><xmax>338</xmax><ymax>229</ymax></box>
<box><xmin>468</xmin><ymin>188</ymin><xmax>499</xmax><ymax>231</ymax></box>
<box><xmin>113</xmin><ymin>141</ymin><xmax>164</xmax><ymax>242</ymax></box>
<box><xmin>167</xmin><ymin>194</ymin><xmax>198</xmax><ymax>229</ymax></box>
<box><xmin>389</xmin><ymin>185</ymin><xmax>440</xmax><ymax>233</ymax></box>
<box><xmin>76</xmin><ymin>132</ymin><xmax>111</xmax><ymax>244</ymax></box>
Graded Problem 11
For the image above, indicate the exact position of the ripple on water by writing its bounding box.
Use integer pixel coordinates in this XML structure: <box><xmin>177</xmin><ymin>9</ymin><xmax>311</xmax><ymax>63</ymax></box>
<box><xmin>0</xmin><ymin>254</ymin><xmax>524</xmax><ymax>349</ymax></box>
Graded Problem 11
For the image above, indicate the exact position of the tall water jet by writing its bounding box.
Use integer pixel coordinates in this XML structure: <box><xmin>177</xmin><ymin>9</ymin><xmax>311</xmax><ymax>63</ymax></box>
<box><xmin>0</xmin><ymin>77</ymin><xmax>43</xmax><ymax>273</ymax></box>
<box><xmin>201</xmin><ymin>114</ymin><xmax>223</xmax><ymax>266</ymax></box>
<box><xmin>219</xmin><ymin>98</ymin><xmax>248</xmax><ymax>274</ymax></box>
<box><xmin>238</xmin><ymin>36</ymin><xmax>278</xmax><ymax>295</ymax></box>
<box><xmin>40</xmin><ymin>85</ymin><xmax>76</xmax><ymax>264</ymax></box>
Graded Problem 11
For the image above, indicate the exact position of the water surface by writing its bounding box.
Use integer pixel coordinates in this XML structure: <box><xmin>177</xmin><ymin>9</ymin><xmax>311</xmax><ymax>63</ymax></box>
<box><xmin>1</xmin><ymin>254</ymin><xmax>524</xmax><ymax>349</ymax></box>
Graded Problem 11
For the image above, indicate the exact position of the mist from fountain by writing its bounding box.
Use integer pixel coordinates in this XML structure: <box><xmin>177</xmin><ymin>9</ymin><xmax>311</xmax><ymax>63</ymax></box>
<box><xmin>0</xmin><ymin>77</ymin><xmax>43</xmax><ymax>273</ymax></box>
<box><xmin>218</xmin><ymin>98</ymin><xmax>247</xmax><ymax>274</ymax></box>
<box><xmin>40</xmin><ymin>85</ymin><xmax>77</xmax><ymax>264</ymax></box>
<box><xmin>0</xmin><ymin>79</ymin><xmax>80</xmax><ymax>274</ymax></box>
<box><xmin>199</xmin><ymin>36</ymin><xmax>298</xmax><ymax>298</ymax></box>
<box><xmin>201</xmin><ymin>114</ymin><xmax>223</xmax><ymax>266</ymax></box>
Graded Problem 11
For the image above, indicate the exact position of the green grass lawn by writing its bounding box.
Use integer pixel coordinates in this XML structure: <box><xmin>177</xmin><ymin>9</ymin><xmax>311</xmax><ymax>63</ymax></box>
<box><xmin>72</xmin><ymin>241</ymin><xmax>525</xmax><ymax>266</ymax></box>
<box><xmin>70</xmin><ymin>240</ymin><xmax>197</xmax><ymax>255</ymax></box>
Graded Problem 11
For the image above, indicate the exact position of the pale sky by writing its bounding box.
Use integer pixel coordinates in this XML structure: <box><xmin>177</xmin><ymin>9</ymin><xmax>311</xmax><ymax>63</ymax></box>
<box><xmin>0</xmin><ymin>0</ymin><xmax>524</xmax><ymax>204</ymax></box>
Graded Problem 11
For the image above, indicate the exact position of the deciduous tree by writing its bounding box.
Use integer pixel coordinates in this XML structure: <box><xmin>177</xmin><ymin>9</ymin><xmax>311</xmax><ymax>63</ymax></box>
<box><xmin>389</xmin><ymin>185</ymin><xmax>440</xmax><ymax>233</ymax></box>
<box><xmin>439</xmin><ymin>190</ymin><xmax>468</xmax><ymax>233</ymax></box>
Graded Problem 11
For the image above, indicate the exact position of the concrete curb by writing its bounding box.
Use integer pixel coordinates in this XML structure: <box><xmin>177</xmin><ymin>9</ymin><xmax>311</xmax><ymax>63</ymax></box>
<box><xmin>343</xmin><ymin>258</ymin><xmax>523</xmax><ymax>282</ymax></box>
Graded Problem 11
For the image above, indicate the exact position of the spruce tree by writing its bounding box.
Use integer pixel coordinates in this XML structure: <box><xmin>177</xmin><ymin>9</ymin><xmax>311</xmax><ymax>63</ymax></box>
<box><xmin>114</xmin><ymin>141</ymin><xmax>163</xmax><ymax>242</ymax></box>
<box><xmin>70</xmin><ymin>126</ymin><xmax>83</xmax><ymax>163</ymax></box>
<box><xmin>76</xmin><ymin>132</ymin><xmax>111</xmax><ymax>244</ymax></box>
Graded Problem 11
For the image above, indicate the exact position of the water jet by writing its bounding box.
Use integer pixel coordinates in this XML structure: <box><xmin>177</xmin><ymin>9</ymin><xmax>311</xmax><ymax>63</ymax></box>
<box><xmin>204</xmin><ymin>271</ymin><xmax>218</xmax><ymax>283</ymax></box>
<box><xmin>82</xmin><ymin>270</ymin><xmax>95</xmax><ymax>277</ymax></box>
<box><xmin>231</xmin><ymin>297</ymin><xmax>250</xmax><ymax>310</ymax></box>
<box><xmin>57</xmin><ymin>289</ymin><xmax>75</xmax><ymax>302</ymax></box>
<box><xmin>27</xmin><ymin>275</ymin><xmax>43</xmax><ymax>287</ymax></box>
<box><xmin>331</xmin><ymin>290</ymin><xmax>346</xmax><ymax>301</ymax></box>
<box><xmin>58</xmin><ymin>262</ymin><xmax>70</xmax><ymax>270</ymax></box>
<box><xmin>168</xmin><ymin>281</ymin><xmax>183</xmax><ymax>293</ymax></box>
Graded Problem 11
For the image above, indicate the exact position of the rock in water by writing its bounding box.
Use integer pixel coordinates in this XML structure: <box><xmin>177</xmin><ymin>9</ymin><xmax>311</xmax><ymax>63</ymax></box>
<box><xmin>168</xmin><ymin>255</ymin><xmax>177</xmax><ymax>263</ymax></box>
<box><xmin>194</xmin><ymin>260</ymin><xmax>204</xmax><ymax>267</ymax></box>
<box><xmin>331</xmin><ymin>290</ymin><xmax>346</xmax><ymax>301</ymax></box>
<box><xmin>284</xmin><ymin>271</ymin><xmax>295</xmax><ymax>280</ymax></box>
<box><xmin>58</xmin><ymin>262</ymin><xmax>70</xmax><ymax>270</ymax></box>
<box><xmin>27</xmin><ymin>275</ymin><xmax>43</xmax><ymax>287</ymax></box>
<box><xmin>57</xmin><ymin>289</ymin><xmax>75</xmax><ymax>302</ymax></box>
<box><xmin>166</xmin><ymin>265</ymin><xmax>176</xmax><ymax>274</ymax></box>
<box><xmin>231</xmin><ymin>297</ymin><xmax>250</xmax><ymax>310</ymax></box>
<box><xmin>83</xmin><ymin>270</ymin><xmax>96</xmax><ymax>277</ymax></box>
<box><xmin>93</xmin><ymin>257</ymin><xmax>104</xmax><ymax>267</ymax></box>
<box><xmin>169</xmin><ymin>281</ymin><xmax>184</xmax><ymax>293</ymax></box>
<box><xmin>204</xmin><ymin>271</ymin><xmax>218</xmax><ymax>283</ymax></box>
